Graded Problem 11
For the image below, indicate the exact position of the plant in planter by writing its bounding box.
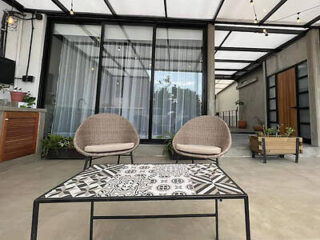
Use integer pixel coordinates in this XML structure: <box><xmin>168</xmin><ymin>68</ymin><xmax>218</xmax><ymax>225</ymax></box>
<box><xmin>253</xmin><ymin>116</ymin><xmax>264</xmax><ymax>132</ymax></box>
<box><xmin>42</xmin><ymin>134</ymin><xmax>84</xmax><ymax>159</ymax></box>
<box><xmin>235</xmin><ymin>100</ymin><xmax>247</xmax><ymax>128</ymax></box>
<box><xmin>20</xmin><ymin>91</ymin><xmax>36</xmax><ymax>108</ymax></box>
<box><xmin>250</xmin><ymin>125</ymin><xmax>303</xmax><ymax>163</ymax></box>
<box><xmin>10</xmin><ymin>87</ymin><xmax>26</xmax><ymax>102</ymax></box>
<box><xmin>157</xmin><ymin>132</ymin><xmax>175</xmax><ymax>159</ymax></box>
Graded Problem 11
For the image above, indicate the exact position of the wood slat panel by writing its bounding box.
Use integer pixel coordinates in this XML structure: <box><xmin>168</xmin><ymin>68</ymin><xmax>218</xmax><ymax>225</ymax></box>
<box><xmin>0</xmin><ymin>112</ymin><xmax>39</xmax><ymax>162</ymax></box>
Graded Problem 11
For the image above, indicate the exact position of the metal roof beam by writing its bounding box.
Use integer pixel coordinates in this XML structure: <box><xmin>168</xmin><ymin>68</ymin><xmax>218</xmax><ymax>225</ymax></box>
<box><xmin>103</xmin><ymin>0</ymin><xmax>117</xmax><ymax>16</ymax></box>
<box><xmin>215</xmin><ymin>25</ymin><xmax>302</xmax><ymax>34</ymax></box>
<box><xmin>259</xmin><ymin>0</ymin><xmax>287</xmax><ymax>25</ymax></box>
<box><xmin>51</xmin><ymin>0</ymin><xmax>68</xmax><ymax>14</ymax></box>
<box><xmin>213</xmin><ymin>0</ymin><xmax>224</xmax><ymax>22</ymax></box>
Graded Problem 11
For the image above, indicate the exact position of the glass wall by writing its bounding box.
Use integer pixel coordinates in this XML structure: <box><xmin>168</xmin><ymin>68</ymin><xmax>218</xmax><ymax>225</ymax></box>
<box><xmin>99</xmin><ymin>25</ymin><xmax>153</xmax><ymax>139</ymax></box>
<box><xmin>43</xmin><ymin>23</ymin><xmax>205</xmax><ymax>139</ymax></box>
<box><xmin>44</xmin><ymin>24</ymin><xmax>101</xmax><ymax>136</ymax></box>
<box><xmin>152</xmin><ymin>28</ymin><xmax>203</xmax><ymax>138</ymax></box>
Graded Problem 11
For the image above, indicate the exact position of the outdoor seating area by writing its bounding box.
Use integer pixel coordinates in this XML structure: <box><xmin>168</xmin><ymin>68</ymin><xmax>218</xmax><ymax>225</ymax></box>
<box><xmin>1</xmin><ymin>0</ymin><xmax>320</xmax><ymax>240</ymax></box>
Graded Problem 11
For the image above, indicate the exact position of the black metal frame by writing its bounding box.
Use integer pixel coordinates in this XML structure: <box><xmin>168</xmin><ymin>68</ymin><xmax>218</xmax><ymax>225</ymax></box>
<box><xmin>266</xmin><ymin>60</ymin><xmax>311</xmax><ymax>143</ymax></box>
<box><xmin>37</xmin><ymin>16</ymin><xmax>208</xmax><ymax>141</ymax></box>
<box><xmin>30</xmin><ymin>163</ymin><xmax>251</xmax><ymax>240</ymax></box>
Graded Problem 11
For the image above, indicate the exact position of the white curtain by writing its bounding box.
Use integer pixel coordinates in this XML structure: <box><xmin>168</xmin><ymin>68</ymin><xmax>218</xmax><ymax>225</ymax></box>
<box><xmin>51</xmin><ymin>36</ymin><xmax>99</xmax><ymax>136</ymax></box>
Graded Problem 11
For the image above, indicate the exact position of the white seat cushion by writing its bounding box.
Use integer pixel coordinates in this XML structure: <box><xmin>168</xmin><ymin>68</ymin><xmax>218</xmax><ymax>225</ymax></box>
<box><xmin>84</xmin><ymin>142</ymin><xmax>134</xmax><ymax>153</ymax></box>
<box><xmin>176</xmin><ymin>144</ymin><xmax>221</xmax><ymax>155</ymax></box>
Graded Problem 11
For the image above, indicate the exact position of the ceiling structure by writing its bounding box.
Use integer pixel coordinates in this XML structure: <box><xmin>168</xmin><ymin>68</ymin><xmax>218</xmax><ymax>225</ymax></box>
<box><xmin>3</xmin><ymin>0</ymin><xmax>320</xmax><ymax>94</ymax></box>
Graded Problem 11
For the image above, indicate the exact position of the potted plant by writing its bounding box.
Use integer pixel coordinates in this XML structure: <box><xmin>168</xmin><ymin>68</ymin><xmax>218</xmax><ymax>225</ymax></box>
<box><xmin>158</xmin><ymin>132</ymin><xmax>175</xmax><ymax>159</ymax></box>
<box><xmin>19</xmin><ymin>91</ymin><xmax>36</xmax><ymax>108</ymax></box>
<box><xmin>253</xmin><ymin>116</ymin><xmax>264</xmax><ymax>132</ymax></box>
<box><xmin>249</xmin><ymin>125</ymin><xmax>303</xmax><ymax>163</ymax></box>
<box><xmin>235</xmin><ymin>100</ymin><xmax>247</xmax><ymax>129</ymax></box>
<box><xmin>10</xmin><ymin>87</ymin><xmax>26</xmax><ymax>102</ymax></box>
<box><xmin>42</xmin><ymin>134</ymin><xmax>85</xmax><ymax>159</ymax></box>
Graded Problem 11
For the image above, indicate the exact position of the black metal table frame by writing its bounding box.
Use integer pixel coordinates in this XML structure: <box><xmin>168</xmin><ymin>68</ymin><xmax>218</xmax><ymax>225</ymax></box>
<box><xmin>30</xmin><ymin>166</ymin><xmax>251</xmax><ymax>240</ymax></box>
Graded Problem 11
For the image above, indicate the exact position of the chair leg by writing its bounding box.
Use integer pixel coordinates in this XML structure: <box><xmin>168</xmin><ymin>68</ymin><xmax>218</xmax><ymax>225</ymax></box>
<box><xmin>130</xmin><ymin>152</ymin><xmax>134</xmax><ymax>164</ymax></box>
<box><xmin>83</xmin><ymin>157</ymin><xmax>89</xmax><ymax>170</ymax></box>
<box><xmin>88</xmin><ymin>157</ymin><xmax>92</xmax><ymax>167</ymax></box>
<box><xmin>117</xmin><ymin>155</ymin><xmax>121</xmax><ymax>164</ymax></box>
<box><xmin>216</xmin><ymin>158</ymin><xmax>219</xmax><ymax>167</ymax></box>
<box><xmin>192</xmin><ymin>158</ymin><xmax>194</xmax><ymax>164</ymax></box>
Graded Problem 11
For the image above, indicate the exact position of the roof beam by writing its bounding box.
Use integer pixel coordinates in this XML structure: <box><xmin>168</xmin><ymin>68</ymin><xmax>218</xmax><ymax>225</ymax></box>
<box><xmin>1</xmin><ymin>0</ymin><xmax>25</xmax><ymax>12</ymax></box>
<box><xmin>259</xmin><ymin>0</ymin><xmax>287</xmax><ymax>25</ymax></box>
<box><xmin>215</xmin><ymin>30</ymin><xmax>231</xmax><ymax>53</ymax></box>
<box><xmin>215</xmin><ymin>59</ymin><xmax>254</xmax><ymax>63</ymax></box>
<box><xmin>163</xmin><ymin>0</ymin><xmax>168</xmax><ymax>18</ymax></box>
<box><xmin>219</xmin><ymin>46</ymin><xmax>270</xmax><ymax>52</ymax></box>
<box><xmin>215</xmin><ymin>20</ymin><xmax>306</xmax><ymax>29</ymax></box>
<box><xmin>51</xmin><ymin>0</ymin><xmax>68</xmax><ymax>14</ymax></box>
<box><xmin>215</xmin><ymin>74</ymin><xmax>234</xmax><ymax>80</ymax></box>
<box><xmin>213</xmin><ymin>0</ymin><xmax>224</xmax><ymax>22</ymax></box>
<box><xmin>215</xmin><ymin>25</ymin><xmax>302</xmax><ymax>35</ymax></box>
<box><xmin>305</xmin><ymin>15</ymin><xmax>320</xmax><ymax>28</ymax></box>
<box><xmin>103</xmin><ymin>0</ymin><xmax>117</xmax><ymax>16</ymax></box>
<box><xmin>216</xmin><ymin>68</ymin><xmax>245</xmax><ymax>71</ymax></box>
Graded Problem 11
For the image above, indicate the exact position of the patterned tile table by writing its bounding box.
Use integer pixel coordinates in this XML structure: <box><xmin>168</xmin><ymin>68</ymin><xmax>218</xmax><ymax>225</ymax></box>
<box><xmin>31</xmin><ymin>163</ymin><xmax>250</xmax><ymax>240</ymax></box>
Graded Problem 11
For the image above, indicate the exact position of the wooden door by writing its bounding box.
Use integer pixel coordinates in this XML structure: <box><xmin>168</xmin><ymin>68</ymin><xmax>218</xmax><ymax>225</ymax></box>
<box><xmin>0</xmin><ymin>112</ymin><xmax>39</xmax><ymax>162</ymax></box>
<box><xmin>277</xmin><ymin>68</ymin><xmax>298</xmax><ymax>136</ymax></box>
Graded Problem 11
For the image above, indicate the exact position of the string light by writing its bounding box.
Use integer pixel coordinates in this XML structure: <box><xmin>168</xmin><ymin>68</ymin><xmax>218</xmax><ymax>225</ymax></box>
<box><xmin>69</xmin><ymin>0</ymin><xmax>74</xmax><ymax>15</ymax></box>
<box><xmin>254</xmin><ymin>17</ymin><xmax>258</xmax><ymax>24</ymax></box>
<box><xmin>296</xmin><ymin>12</ymin><xmax>301</xmax><ymax>23</ymax></box>
<box><xmin>250</xmin><ymin>0</ymin><xmax>254</xmax><ymax>6</ymax></box>
<box><xmin>263</xmin><ymin>28</ymin><xmax>268</xmax><ymax>36</ymax></box>
<box><xmin>7</xmin><ymin>15</ymin><xmax>15</xmax><ymax>25</ymax></box>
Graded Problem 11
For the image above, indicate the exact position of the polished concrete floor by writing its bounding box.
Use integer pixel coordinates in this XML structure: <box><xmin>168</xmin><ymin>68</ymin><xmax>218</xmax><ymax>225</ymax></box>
<box><xmin>1</xmin><ymin>144</ymin><xmax>320</xmax><ymax>240</ymax></box>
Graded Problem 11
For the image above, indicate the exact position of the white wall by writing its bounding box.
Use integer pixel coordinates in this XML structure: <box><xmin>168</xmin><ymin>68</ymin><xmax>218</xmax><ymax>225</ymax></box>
<box><xmin>216</xmin><ymin>82</ymin><xmax>239</xmax><ymax>113</ymax></box>
<box><xmin>0</xmin><ymin>9</ymin><xmax>47</xmax><ymax>102</ymax></box>
<box><xmin>0</xmin><ymin>1</ymin><xmax>11</xmax><ymax>21</ymax></box>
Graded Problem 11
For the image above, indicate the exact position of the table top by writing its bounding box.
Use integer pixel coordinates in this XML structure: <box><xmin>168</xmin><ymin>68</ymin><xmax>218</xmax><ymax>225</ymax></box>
<box><xmin>40</xmin><ymin>163</ymin><xmax>246</xmax><ymax>202</ymax></box>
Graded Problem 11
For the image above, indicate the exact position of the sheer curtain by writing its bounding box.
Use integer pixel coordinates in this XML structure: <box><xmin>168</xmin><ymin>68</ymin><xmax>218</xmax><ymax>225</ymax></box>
<box><xmin>99</xmin><ymin>25</ymin><xmax>153</xmax><ymax>139</ymax></box>
<box><xmin>152</xmin><ymin>28</ymin><xmax>203</xmax><ymax>138</ymax></box>
<box><xmin>51</xmin><ymin>35</ymin><xmax>99</xmax><ymax>136</ymax></box>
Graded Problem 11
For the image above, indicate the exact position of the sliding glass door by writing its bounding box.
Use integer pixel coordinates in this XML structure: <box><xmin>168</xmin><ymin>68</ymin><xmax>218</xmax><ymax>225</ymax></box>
<box><xmin>99</xmin><ymin>25</ymin><xmax>153</xmax><ymax>139</ymax></box>
<box><xmin>43</xmin><ymin>23</ymin><xmax>205</xmax><ymax>140</ymax></box>
<box><xmin>152</xmin><ymin>28</ymin><xmax>203</xmax><ymax>138</ymax></box>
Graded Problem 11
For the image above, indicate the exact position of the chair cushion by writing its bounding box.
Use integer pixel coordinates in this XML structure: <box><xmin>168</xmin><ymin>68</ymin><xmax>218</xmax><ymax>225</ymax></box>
<box><xmin>176</xmin><ymin>144</ymin><xmax>221</xmax><ymax>155</ymax></box>
<box><xmin>84</xmin><ymin>142</ymin><xmax>135</xmax><ymax>153</ymax></box>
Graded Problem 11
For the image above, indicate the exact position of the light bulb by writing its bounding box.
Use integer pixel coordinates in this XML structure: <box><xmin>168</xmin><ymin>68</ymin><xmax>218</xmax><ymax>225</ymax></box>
<box><xmin>254</xmin><ymin>18</ymin><xmax>258</xmax><ymax>24</ymax></box>
<box><xmin>263</xmin><ymin>29</ymin><xmax>268</xmax><ymax>36</ymax></box>
<box><xmin>250</xmin><ymin>0</ymin><xmax>254</xmax><ymax>5</ymax></box>
<box><xmin>69</xmin><ymin>9</ymin><xmax>74</xmax><ymax>15</ymax></box>
<box><xmin>7</xmin><ymin>15</ymin><xmax>15</xmax><ymax>25</ymax></box>
<box><xmin>297</xmin><ymin>12</ymin><xmax>301</xmax><ymax>23</ymax></box>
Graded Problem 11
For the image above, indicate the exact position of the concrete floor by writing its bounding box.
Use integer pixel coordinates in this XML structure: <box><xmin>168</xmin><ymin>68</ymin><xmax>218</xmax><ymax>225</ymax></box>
<box><xmin>1</xmin><ymin>144</ymin><xmax>320</xmax><ymax>240</ymax></box>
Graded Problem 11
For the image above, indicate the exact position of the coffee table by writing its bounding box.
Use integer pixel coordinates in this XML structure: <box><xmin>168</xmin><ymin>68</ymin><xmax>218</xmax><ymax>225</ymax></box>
<box><xmin>31</xmin><ymin>163</ymin><xmax>251</xmax><ymax>240</ymax></box>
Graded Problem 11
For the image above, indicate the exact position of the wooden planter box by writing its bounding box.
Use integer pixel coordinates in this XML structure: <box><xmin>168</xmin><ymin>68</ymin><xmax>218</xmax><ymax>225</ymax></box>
<box><xmin>46</xmin><ymin>149</ymin><xmax>85</xmax><ymax>159</ymax></box>
<box><xmin>249</xmin><ymin>136</ymin><xmax>303</xmax><ymax>163</ymax></box>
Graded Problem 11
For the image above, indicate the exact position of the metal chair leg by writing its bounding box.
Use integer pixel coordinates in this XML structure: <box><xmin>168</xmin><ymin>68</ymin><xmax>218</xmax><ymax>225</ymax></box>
<box><xmin>117</xmin><ymin>155</ymin><xmax>120</xmax><ymax>164</ymax></box>
<box><xmin>88</xmin><ymin>157</ymin><xmax>92</xmax><ymax>167</ymax></box>
<box><xmin>83</xmin><ymin>157</ymin><xmax>89</xmax><ymax>170</ymax></box>
<box><xmin>130</xmin><ymin>152</ymin><xmax>134</xmax><ymax>164</ymax></box>
<box><xmin>216</xmin><ymin>158</ymin><xmax>219</xmax><ymax>166</ymax></box>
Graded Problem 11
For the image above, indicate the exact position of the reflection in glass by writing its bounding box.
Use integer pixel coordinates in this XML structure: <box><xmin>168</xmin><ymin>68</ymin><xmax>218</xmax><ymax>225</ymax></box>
<box><xmin>300</xmin><ymin>124</ymin><xmax>311</xmax><ymax>139</ymax></box>
<box><xmin>152</xmin><ymin>28</ymin><xmax>203</xmax><ymax>138</ymax></box>
<box><xmin>269</xmin><ymin>111</ymin><xmax>277</xmax><ymax>122</ymax></box>
<box><xmin>269</xmin><ymin>87</ymin><xmax>276</xmax><ymax>98</ymax></box>
<box><xmin>99</xmin><ymin>25</ymin><xmax>153</xmax><ymax>139</ymax></box>
<box><xmin>298</xmin><ymin>77</ymin><xmax>308</xmax><ymax>92</ymax></box>
<box><xmin>269</xmin><ymin>99</ymin><xmax>276</xmax><ymax>110</ymax></box>
<box><xmin>297</xmin><ymin>62</ymin><xmax>308</xmax><ymax>77</ymax></box>
<box><xmin>44</xmin><ymin>24</ymin><xmax>101</xmax><ymax>136</ymax></box>
<box><xmin>268</xmin><ymin>75</ymin><xmax>275</xmax><ymax>87</ymax></box>
<box><xmin>299</xmin><ymin>93</ymin><xmax>309</xmax><ymax>108</ymax></box>
<box><xmin>299</xmin><ymin>109</ymin><xmax>310</xmax><ymax>123</ymax></box>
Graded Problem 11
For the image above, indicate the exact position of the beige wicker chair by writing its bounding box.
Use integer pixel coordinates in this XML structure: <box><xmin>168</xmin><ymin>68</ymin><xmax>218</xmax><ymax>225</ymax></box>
<box><xmin>74</xmin><ymin>113</ymin><xmax>140</xmax><ymax>170</ymax></box>
<box><xmin>173</xmin><ymin>116</ymin><xmax>232</xmax><ymax>165</ymax></box>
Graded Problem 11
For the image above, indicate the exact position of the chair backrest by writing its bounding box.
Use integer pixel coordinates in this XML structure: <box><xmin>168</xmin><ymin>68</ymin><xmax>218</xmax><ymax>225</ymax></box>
<box><xmin>74</xmin><ymin>113</ymin><xmax>140</xmax><ymax>153</ymax></box>
<box><xmin>173</xmin><ymin>115</ymin><xmax>232</xmax><ymax>152</ymax></box>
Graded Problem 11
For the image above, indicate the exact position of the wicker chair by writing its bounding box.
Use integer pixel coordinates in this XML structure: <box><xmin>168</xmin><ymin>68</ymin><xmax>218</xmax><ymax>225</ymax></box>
<box><xmin>74</xmin><ymin>113</ymin><xmax>140</xmax><ymax>170</ymax></box>
<box><xmin>173</xmin><ymin>116</ymin><xmax>232</xmax><ymax>165</ymax></box>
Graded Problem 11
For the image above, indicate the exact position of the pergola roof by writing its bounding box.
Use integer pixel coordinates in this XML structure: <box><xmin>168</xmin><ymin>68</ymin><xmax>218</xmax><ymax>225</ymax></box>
<box><xmin>4</xmin><ymin>0</ymin><xmax>320</xmax><ymax>93</ymax></box>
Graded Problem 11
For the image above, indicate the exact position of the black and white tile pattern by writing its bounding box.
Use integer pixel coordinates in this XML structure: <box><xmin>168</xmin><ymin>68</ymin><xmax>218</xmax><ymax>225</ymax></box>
<box><xmin>44</xmin><ymin>164</ymin><xmax>243</xmax><ymax>199</ymax></box>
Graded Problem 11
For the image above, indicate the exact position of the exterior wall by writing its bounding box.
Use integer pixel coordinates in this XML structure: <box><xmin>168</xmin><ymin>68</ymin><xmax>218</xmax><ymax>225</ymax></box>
<box><xmin>266</xmin><ymin>29</ymin><xmax>320</xmax><ymax>146</ymax></box>
<box><xmin>0</xmin><ymin>11</ymin><xmax>47</xmax><ymax>103</ymax></box>
<box><xmin>238</xmin><ymin>66</ymin><xmax>266</xmax><ymax>130</ymax></box>
<box><xmin>207</xmin><ymin>24</ymin><xmax>215</xmax><ymax>115</ymax></box>
<box><xmin>216</xmin><ymin>82</ymin><xmax>239</xmax><ymax>113</ymax></box>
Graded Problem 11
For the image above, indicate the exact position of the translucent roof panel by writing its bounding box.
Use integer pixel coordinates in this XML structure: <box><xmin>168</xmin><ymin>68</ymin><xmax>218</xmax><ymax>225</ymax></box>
<box><xmin>268</xmin><ymin>0</ymin><xmax>320</xmax><ymax>25</ymax></box>
<box><xmin>215</xmin><ymin>50</ymin><xmax>267</xmax><ymax>61</ymax></box>
<box><xmin>215</xmin><ymin>62</ymin><xmax>250</xmax><ymax>69</ymax></box>
<box><xmin>109</xmin><ymin>0</ymin><xmax>165</xmax><ymax>16</ymax></box>
<box><xmin>167</xmin><ymin>0</ymin><xmax>222</xmax><ymax>19</ymax></box>
<box><xmin>218</xmin><ymin>0</ymin><xmax>281</xmax><ymax>22</ymax></box>
<box><xmin>215</xmin><ymin>31</ymin><xmax>230</xmax><ymax>46</ymax></box>
<box><xmin>215</xmin><ymin>70</ymin><xmax>237</xmax><ymax>75</ymax></box>
<box><xmin>223</xmin><ymin>32</ymin><xmax>297</xmax><ymax>49</ymax></box>
<box><xmin>59</xmin><ymin>0</ymin><xmax>111</xmax><ymax>14</ymax></box>
<box><xmin>215</xmin><ymin>80</ymin><xmax>234</xmax><ymax>94</ymax></box>
<box><xmin>17</xmin><ymin>0</ymin><xmax>61</xmax><ymax>11</ymax></box>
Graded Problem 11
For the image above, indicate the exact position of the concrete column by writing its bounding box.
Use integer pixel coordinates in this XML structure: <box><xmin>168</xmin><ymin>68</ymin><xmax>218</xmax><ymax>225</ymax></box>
<box><xmin>207</xmin><ymin>24</ymin><xmax>215</xmax><ymax>115</ymax></box>
<box><xmin>306</xmin><ymin>29</ymin><xmax>320</xmax><ymax>146</ymax></box>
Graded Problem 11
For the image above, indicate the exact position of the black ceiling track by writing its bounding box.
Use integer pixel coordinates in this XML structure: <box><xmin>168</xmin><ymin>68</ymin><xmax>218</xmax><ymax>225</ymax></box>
<box><xmin>259</xmin><ymin>0</ymin><xmax>287</xmax><ymax>25</ymax></box>
<box><xmin>51</xmin><ymin>0</ymin><xmax>68</xmax><ymax>14</ymax></box>
<box><xmin>219</xmin><ymin>46</ymin><xmax>270</xmax><ymax>52</ymax></box>
<box><xmin>1</xmin><ymin>0</ymin><xmax>25</xmax><ymax>12</ymax></box>
<box><xmin>305</xmin><ymin>15</ymin><xmax>320</xmax><ymax>28</ymax></box>
<box><xmin>215</xmin><ymin>25</ymin><xmax>303</xmax><ymax>35</ymax></box>
<box><xmin>215</xmin><ymin>30</ymin><xmax>231</xmax><ymax>53</ymax></box>
<box><xmin>213</xmin><ymin>0</ymin><xmax>225</xmax><ymax>22</ymax></box>
<box><xmin>163</xmin><ymin>0</ymin><xmax>168</xmax><ymax>18</ymax></box>
<box><xmin>215</xmin><ymin>59</ymin><xmax>254</xmax><ymax>63</ymax></box>
<box><xmin>103</xmin><ymin>0</ymin><xmax>117</xmax><ymax>16</ymax></box>
<box><xmin>215</xmin><ymin>74</ymin><xmax>233</xmax><ymax>80</ymax></box>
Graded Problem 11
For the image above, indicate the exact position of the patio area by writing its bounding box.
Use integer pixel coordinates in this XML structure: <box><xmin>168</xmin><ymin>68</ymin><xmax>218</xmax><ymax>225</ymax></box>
<box><xmin>1</xmin><ymin>140</ymin><xmax>320</xmax><ymax>240</ymax></box>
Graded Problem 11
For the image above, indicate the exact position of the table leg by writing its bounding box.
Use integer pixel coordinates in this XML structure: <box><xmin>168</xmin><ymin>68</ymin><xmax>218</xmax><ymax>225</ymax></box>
<box><xmin>90</xmin><ymin>201</ymin><xmax>94</xmax><ymax>240</ymax></box>
<box><xmin>215</xmin><ymin>199</ymin><xmax>219</xmax><ymax>240</ymax></box>
<box><xmin>244</xmin><ymin>197</ymin><xmax>251</xmax><ymax>240</ymax></box>
<box><xmin>30</xmin><ymin>201</ymin><xmax>40</xmax><ymax>240</ymax></box>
